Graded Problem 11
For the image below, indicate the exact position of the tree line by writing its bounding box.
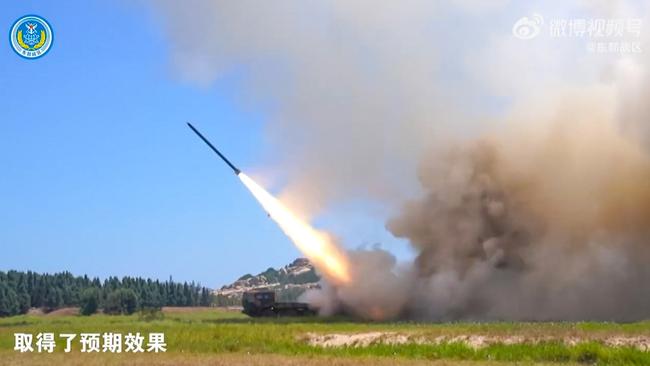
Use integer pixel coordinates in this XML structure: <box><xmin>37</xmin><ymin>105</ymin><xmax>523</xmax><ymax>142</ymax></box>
<box><xmin>0</xmin><ymin>270</ymin><xmax>213</xmax><ymax>317</ymax></box>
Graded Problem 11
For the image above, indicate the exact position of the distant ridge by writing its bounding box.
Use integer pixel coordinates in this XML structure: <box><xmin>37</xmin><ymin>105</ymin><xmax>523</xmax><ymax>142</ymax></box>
<box><xmin>214</xmin><ymin>258</ymin><xmax>320</xmax><ymax>305</ymax></box>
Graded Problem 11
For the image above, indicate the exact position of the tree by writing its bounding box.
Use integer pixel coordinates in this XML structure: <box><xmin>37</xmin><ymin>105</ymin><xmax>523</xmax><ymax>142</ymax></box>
<box><xmin>200</xmin><ymin>288</ymin><xmax>213</xmax><ymax>307</ymax></box>
<box><xmin>16</xmin><ymin>293</ymin><xmax>30</xmax><ymax>314</ymax></box>
<box><xmin>103</xmin><ymin>289</ymin><xmax>139</xmax><ymax>315</ymax></box>
<box><xmin>79</xmin><ymin>288</ymin><xmax>100</xmax><ymax>316</ymax></box>
<box><xmin>0</xmin><ymin>283</ymin><xmax>19</xmax><ymax>317</ymax></box>
<box><xmin>140</xmin><ymin>287</ymin><xmax>162</xmax><ymax>310</ymax></box>
<box><xmin>43</xmin><ymin>287</ymin><xmax>63</xmax><ymax>312</ymax></box>
<box><xmin>16</xmin><ymin>278</ymin><xmax>31</xmax><ymax>314</ymax></box>
<box><xmin>0</xmin><ymin>270</ymin><xmax>213</xmax><ymax>317</ymax></box>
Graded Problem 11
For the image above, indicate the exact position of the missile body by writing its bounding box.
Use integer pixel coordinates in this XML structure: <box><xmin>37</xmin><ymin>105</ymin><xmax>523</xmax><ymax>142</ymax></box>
<box><xmin>187</xmin><ymin>122</ymin><xmax>241</xmax><ymax>175</ymax></box>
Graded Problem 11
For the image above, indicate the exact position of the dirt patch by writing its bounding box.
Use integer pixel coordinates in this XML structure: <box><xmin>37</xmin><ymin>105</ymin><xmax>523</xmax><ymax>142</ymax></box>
<box><xmin>305</xmin><ymin>332</ymin><xmax>409</xmax><ymax>347</ymax></box>
<box><xmin>45</xmin><ymin>308</ymin><xmax>79</xmax><ymax>316</ymax></box>
<box><xmin>25</xmin><ymin>307</ymin><xmax>79</xmax><ymax>316</ymax></box>
<box><xmin>305</xmin><ymin>332</ymin><xmax>650</xmax><ymax>351</ymax></box>
<box><xmin>26</xmin><ymin>308</ymin><xmax>45</xmax><ymax>316</ymax></box>
<box><xmin>0</xmin><ymin>351</ymin><xmax>561</xmax><ymax>366</ymax></box>
<box><xmin>162</xmin><ymin>306</ymin><xmax>242</xmax><ymax>313</ymax></box>
<box><xmin>162</xmin><ymin>307</ymin><xmax>214</xmax><ymax>313</ymax></box>
<box><xmin>604</xmin><ymin>336</ymin><xmax>650</xmax><ymax>351</ymax></box>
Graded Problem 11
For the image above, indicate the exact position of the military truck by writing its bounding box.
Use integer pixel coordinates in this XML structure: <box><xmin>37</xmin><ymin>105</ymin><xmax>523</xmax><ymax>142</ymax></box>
<box><xmin>242</xmin><ymin>290</ymin><xmax>315</xmax><ymax>317</ymax></box>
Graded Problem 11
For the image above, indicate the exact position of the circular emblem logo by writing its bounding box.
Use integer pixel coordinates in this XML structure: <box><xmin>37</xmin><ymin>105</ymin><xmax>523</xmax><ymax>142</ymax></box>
<box><xmin>512</xmin><ymin>14</ymin><xmax>544</xmax><ymax>40</ymax></box>
<box><xmin>10</xmin><ymin>15</ymin><xmax>53</xmax><ymax>59</ymax></box>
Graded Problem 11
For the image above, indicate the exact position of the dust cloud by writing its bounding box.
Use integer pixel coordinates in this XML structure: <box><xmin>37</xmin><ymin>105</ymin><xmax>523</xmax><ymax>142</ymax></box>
<box><xmin>153</xmin><ymin>1</ymin><xmax>650</xmax><ymax>320</ymax></box>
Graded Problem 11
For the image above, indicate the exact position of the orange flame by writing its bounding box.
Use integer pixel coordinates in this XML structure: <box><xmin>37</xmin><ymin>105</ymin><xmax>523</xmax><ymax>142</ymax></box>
<box><xmin>239</xmin><ymin>173</ymin><xmax>351</xmax><ymax>284</ymax></box>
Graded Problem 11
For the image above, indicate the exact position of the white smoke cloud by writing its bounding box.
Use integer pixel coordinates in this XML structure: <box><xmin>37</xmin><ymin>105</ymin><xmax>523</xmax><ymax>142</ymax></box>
<box><xmin>151</xmin><ymin>0</ymin><xmax>650</xmax><ymax>320</ymax></box>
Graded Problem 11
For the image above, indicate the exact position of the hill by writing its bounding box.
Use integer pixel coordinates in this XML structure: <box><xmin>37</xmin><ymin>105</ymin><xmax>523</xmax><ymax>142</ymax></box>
<box><xmin>214</xmin><ymin>258</ymin><xmax>320</xmax><ymax>305</ymax></box>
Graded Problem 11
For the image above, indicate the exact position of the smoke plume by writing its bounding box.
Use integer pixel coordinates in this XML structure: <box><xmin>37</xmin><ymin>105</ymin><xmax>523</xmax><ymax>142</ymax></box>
<box><xmin>153</xmin><ymin>1</ymin><xmax>650</xmax><ymax>320</ymax></box>
<box><xmin>387</xmin><ymin>89</ymin><xmax>650</xmax><ymax>320</ymax></box>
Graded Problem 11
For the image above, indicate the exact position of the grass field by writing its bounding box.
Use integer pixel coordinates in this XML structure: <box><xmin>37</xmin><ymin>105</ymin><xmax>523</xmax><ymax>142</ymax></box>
<box><xmin>1</xmin><ymin>308</ymin><xmax>649</xmax><ymax>365</ymax></box>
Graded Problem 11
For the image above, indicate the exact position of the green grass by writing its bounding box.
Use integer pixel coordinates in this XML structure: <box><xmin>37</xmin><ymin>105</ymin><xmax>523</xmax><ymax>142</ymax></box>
<box><xmin>1</xmin><ymin>309</ymin><xmax>649</xmax><ymax>365</ymax></box>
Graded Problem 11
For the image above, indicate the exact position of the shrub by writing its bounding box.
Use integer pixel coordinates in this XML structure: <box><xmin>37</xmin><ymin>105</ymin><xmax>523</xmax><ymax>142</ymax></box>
<box><xmin>103</xmin><ymin>289</ymin><xmax>139</xmax><ymax>315</ymax></box>
<box><xmin>79</xmin><ymin>288</ymin><xmax>100</xmax><ymax>315</ymax></box>
<box><xmin>138</xmin><ymin>307</ymin><xmax>164</xmax><ymax>322</ymax></box>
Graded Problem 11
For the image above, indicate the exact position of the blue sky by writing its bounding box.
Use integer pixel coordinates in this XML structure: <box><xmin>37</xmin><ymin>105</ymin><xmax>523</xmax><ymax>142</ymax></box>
<box><xmin>0</xmin><ymin>1</ymin><xmax>411</xmax><ymax>287</ymax></box>
<box><xmin>3</xmin><ymin>1</ymin><xmax>647</xmax><ymax>288</ymax></box>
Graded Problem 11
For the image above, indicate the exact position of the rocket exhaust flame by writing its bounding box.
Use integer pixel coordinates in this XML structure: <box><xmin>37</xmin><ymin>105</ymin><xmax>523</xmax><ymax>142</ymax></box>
<box><xmin>188</xmin><ymin>123</ymin><xmax>351</xmax><ymax>285</ymax></box>
<box><xmin>239</xmin><ymin>173</ymin><xmax>351</xmax><ymax>285</ymax></box>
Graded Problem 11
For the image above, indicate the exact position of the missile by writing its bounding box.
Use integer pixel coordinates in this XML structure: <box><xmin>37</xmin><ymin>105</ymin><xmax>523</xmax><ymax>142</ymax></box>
<box><xmin>187</xmin><ymin>122</ymin><xmax>241</xmax><ymax>175</ymax></box>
